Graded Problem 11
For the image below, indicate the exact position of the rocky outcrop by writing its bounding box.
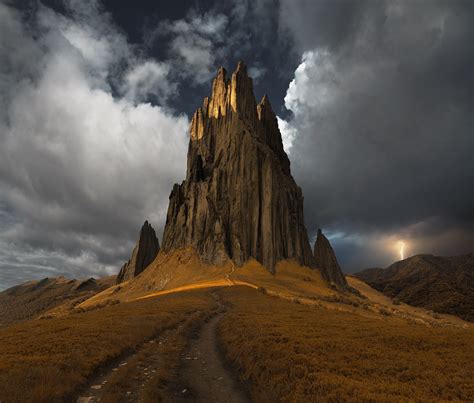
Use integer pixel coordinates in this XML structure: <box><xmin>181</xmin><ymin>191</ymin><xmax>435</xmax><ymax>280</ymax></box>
<box><xmin>314</xmin><ymin>229</ymin><xmax>347</xmax><ymax>287</ymax></box>
<box><xmin>117</xmin><ymin>220</ymin><xmax>160</xmax><ymax>284</ymax></box>
<box><xmin>162</xmin><ymin>62</ymin><xmax>313</xmax><ymax>272</ymax></box>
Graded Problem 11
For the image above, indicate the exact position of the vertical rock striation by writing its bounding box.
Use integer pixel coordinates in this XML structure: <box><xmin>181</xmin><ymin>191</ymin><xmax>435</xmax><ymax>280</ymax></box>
<box><xmin>117</xmin><ymin>220</ymin><xmax>160</xmax><ymax>284</ymax></box>
<box><xmin>162</xmin><ymin>62</ymin><xmax>313</xmax><ymax>272</ymax></box>
<box><xmin>314</xmin><ymin>229</ymin><xmax>347</xmax><ymax>287</ymax></box>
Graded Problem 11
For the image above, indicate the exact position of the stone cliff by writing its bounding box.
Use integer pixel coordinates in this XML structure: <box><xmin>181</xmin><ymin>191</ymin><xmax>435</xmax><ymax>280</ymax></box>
<box><xmin>314</xmin><ymin>229</ymin><xmax>347</xmax><ymax>287</ymax></box>
<box><xmin>161</xmin><ymin>62</ymin><xmax>313</xmax><ymax>272</ymax></box>
<box><xmin>117</xmin><ymin>220</ymin><xmax>160</xmax><ymax>284</ymax></box>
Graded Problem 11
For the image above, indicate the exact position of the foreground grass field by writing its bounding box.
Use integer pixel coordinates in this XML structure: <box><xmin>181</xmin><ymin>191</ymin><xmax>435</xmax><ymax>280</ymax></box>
<box><xmin>0</xmin><ymin>290</ymin><xmax>215</xmax><ymax>402</ymax></box>
<box><xmin>1</xmin><ymin>282</ymin><xmax>473</xmax><ymax>402</ymax></box>
<box><xmin>217</xmin><ymin>286</ymin><xmax>474</xmax><ymax>401</ymax></box>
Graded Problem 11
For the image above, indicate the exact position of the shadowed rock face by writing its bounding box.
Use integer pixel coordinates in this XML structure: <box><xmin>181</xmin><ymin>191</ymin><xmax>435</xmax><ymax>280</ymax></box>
<box><xmin>162</xmin><ymin>62</ymin><xmax>313</xmax><ymax>272</ymax></box>
<box><xmin>117</xmin><ymin>221</ymin><xmax>160</xmax><ymax>284</ymax></box>
<box><xmin>314</xmin><ymin>229</ymin><xmax>347</xmax><ymax>287</ymax></box>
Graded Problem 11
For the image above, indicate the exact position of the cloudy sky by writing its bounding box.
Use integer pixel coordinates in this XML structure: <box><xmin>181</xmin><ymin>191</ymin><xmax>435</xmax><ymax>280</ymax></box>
<box><xmin>0</xmin><ymin>0</ymin><xmax>472</xmax><ymax>289</ymax></box>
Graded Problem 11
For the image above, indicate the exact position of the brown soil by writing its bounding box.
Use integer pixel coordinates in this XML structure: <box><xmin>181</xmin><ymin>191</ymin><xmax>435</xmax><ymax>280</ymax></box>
<box><xmin>76</xmin><ymin>326</ymin><xmax>184</xmax><ymax>402</ymax></box>
<box><xmin>170</xmin><ymin>293</ymin><xmax>249</xmax><ymax>403</ymax></box>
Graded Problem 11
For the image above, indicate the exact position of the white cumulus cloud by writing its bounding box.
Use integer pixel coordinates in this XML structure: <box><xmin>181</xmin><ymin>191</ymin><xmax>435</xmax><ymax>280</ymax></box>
<box><xmin>0</xmin><ymin>2</ymin><xmax>189</xmax><ymax>289</ymax></box>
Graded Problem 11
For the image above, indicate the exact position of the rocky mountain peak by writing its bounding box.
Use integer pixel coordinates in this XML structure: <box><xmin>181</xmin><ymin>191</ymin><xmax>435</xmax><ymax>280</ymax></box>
<box><xmin>162</xmin><ymin>62</ymin><xmax>314</xmax><ymax>272</ymax></box>
<box><xmin>314</xmin><ymin>229</ymin><xmax>347</xmax><ymax>287</ymax></box>
<box><xmin>117</xmin><ymin>220</ymin><xmax>160</xmax><ymax>284</ymax></box>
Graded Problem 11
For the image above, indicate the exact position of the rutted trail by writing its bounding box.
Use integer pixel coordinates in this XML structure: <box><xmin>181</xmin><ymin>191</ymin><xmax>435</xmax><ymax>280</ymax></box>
<box><xmin>75</xmin><ymin>289</ymin><xmax>248</xmax><ymax>402</ymax></box>
<box><xmin>76</xmin><ymin>324</ymin><xmax>186</xmax><ymax>403</ymax></box>
<box><xmin>172</xmin><ymin>292</ymin><xmax>249</xmax><ymax>403</ymax></box>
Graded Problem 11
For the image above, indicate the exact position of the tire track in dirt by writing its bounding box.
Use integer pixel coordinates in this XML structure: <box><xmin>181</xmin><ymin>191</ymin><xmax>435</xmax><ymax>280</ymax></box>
<box><xmin>77</xmin><ymin>268</ymin><xmax>244</xmax><ymax>402</ymax></box>
<box><xmin>76</xmin><ymin>324</ymin><xmax>185</xmax><ymax>403</ymax></box>
<box><xmin>171</xmin><ymin>292</ymin><xmax>249</xmax><ymax>403</ymax></box>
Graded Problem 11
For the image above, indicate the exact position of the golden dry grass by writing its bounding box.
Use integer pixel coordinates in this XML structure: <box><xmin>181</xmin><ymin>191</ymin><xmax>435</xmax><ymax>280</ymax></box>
<box><xmin>79</xmin><ymin>249</ymin><xmax>468</xmax><ymax>330</ymax></box>
<box><xmin>3</xmin><ymin>249</ymin><xmax>472</xmax><ymax>402</ymax></box>
<box><xmin>217</xmin><ymin>286</ymin><xmax>474</xmax><ymax>402</ymax></box>
<box><xmin>79</xmin><ymin>249</ymin><xmax>337</xmax><ymax>310</ymax></box>
<box><xmin>79</xmin><ymin>248</ymin><xmax>232</xmax><ymax>307</ymax></box>
<box><xmin>233</xmin><ymin>258</ymin><xmax>334</xmax><ymax>298</ymax></box>
<box><xmin>98</xmin><ymin>310</ymin><xmax>211</xmax><ymax>403</ymax></box>
<box><xmin>0</xmin><ymin>290</ymin><xmax>215</xmax><ymax>402</ymax></box>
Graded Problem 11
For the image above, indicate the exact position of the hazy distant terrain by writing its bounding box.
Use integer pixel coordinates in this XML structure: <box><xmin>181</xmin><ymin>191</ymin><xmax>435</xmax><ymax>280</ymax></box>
<box><xmin>355</xmin><ymin>254</ymin><xmax>474</xmax><ymax>322</ymax></box>
<box><xmin>0</xmin><ymin>276</ymin><xmax>115</xmax><ymax>327</ymax></box>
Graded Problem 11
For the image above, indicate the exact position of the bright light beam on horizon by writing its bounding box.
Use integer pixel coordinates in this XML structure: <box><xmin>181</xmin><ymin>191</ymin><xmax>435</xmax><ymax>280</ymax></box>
<box><xmin>398</xmin><ymin>241</ymin><xmax>406</xmax><ymax>260</ymax></box>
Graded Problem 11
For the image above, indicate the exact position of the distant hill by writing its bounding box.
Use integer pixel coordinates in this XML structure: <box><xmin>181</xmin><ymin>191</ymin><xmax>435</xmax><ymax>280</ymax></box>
<box><xmin>354</xmin><ymin>253</ymin><xmax>474</xmax><ymax>321</ymax></box>
<box><xmin>0</xmin><ymin>275</ymin><xmax>115</xmax><ymax>327</ymax></box>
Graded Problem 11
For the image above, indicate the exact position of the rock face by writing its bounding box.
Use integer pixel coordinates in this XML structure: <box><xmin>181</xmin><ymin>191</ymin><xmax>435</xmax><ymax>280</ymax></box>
<box><xmin>162</xmin><ymin>62</ymin><xmax>313</xmax><ymax>272</ymax></box>
<box><xmin>117</xmin><ymin>221</ymin><xmax>160</xmax><ymax>284</ymax></box>
<box><xmin>314</xmin><ymin>229</ymin><xmax>347</xmax><ymax>287</ymax></box>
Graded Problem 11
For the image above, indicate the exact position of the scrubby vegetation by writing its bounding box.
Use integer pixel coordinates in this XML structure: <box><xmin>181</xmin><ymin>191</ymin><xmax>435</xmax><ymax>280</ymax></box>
<box><xmin>0</xmin><ymin>290</ymin><xmax>215</xmax><ymax>402</ymax></box>
<box><xmin>217</xmin><ymin>286</ymin><xmax>474</xmax><ymax>401</ymax></box>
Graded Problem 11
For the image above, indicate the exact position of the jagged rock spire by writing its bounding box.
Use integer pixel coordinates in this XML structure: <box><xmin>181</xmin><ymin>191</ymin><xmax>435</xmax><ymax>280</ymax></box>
<box><xmin>162</xmin><ymin>62</ymin><xmax>314</xmax><ymax>272</ymax></box>
<box><xmin>117</xmin><ymin>220</ymin><xmax>160</xmax><ymax>284</ymax></box>
<box><xmin>314</xmin><ymin>229</ymin><xmax>348</xmax><ymax>287</ymax></box>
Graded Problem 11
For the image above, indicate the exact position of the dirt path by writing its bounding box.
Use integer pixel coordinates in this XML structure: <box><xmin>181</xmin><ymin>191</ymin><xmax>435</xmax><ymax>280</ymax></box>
<box><xmin>76</xmin><ymin>324</ymin><xmax>184</xmax><ymax>403</ymax></box>
<box><xmin>225</xmin><ymin>261</ymin><xmax>235</xmax><ymax>284</ymax></box>
<box><xmin>171</xmin><ymin>293</ymin><xmax>249</xmax><ymax>403</ymax></box>
<box><xmin>76</xmin><ymin>281</ymin><xmax>247</xmax><ymax>402</ymax></box>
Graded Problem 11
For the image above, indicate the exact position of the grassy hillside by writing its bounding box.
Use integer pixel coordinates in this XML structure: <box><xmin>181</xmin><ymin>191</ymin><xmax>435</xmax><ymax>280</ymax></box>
<box><xmin>0</xmin><ymin>283</ymin><xmax>472</xmax><ymax>401</ymax></box>
<box><xmin>355</xmin><ymin>253</ymin><xmax>474</xmax><ymax>321</ymax></box>
<box><xmin>78</xmin><ymin>248</ymin><xmax>339</xmax><ymax>310</ymax></box>
<box><xmin>2</xmin><ymin>249</ymin><xmax>473</xmax><ymax>402</ymax></box>
<box><xmin>217</xmin><ymin>286</ymin><xmax>474</xmax><ymax>401</ymax></box>
<box><xmin>0</xmin><ymin>290</ymin><xmax>215</xmax><ymax>402</ymax></box>
<box><xmin>0</xmin><ymin>275</ymin><xmax>116</xmax><ymax>327</ymax></box>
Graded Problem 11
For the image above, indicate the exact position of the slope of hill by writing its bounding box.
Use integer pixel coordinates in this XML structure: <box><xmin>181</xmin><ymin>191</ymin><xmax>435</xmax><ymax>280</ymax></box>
<box><xmin>354</xmin><ymin>253</ymin><xmax>474</xmax><ymax>321</ymax></box>
<box><xmin>0</xmin><ymin>275</ymin><xmax>116</xmax><ymax>327</ymax></box>
<box><xmin>0</xmin><ymin>285</ymin><xmax>472</xmax><ymax>402</ymax></box>
<box><xmin>77</xmin><ymin>248</ymin><xmax>337</xmax><ymax>309</ymax></box>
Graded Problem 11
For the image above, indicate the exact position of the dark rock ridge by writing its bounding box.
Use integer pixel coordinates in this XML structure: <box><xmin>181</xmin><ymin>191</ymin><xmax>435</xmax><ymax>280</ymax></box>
<box><xmin>314</xmin><ymin>229</ymin><xmax>348</xmax><ymax>287</ymax></box>
<box><xmin>117</xmin><ymin>220</ymin><xmax>160</xmax><ymax>284</ymax></box>
<box><xmin>162</xmin><ymin>62</ymin><xmax>313</xmax><ymax>272</ymax></box>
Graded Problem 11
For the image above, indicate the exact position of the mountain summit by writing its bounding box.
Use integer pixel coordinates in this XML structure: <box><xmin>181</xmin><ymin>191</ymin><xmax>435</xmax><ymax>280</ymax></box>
<box><xmin>162</xmin><ymin>62</ymin><xmax>313</xmax><ymax>272</ymax></box>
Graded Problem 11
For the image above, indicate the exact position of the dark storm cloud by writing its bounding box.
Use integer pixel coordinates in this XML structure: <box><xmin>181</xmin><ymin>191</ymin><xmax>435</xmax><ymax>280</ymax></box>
<box><xmin>141</xmin><ymin>0</ymin><xmax>293</xmax><ymax>116</ymax></box>
<box><xmin>0</xmin><ymin>0</ymin><xmax>472</xmax><ymax>289</ymax></box>
<box><xmin>279</xmin><ymin>0</ymin><xmax>372</xmax><ymax>52</ymax></box>
<box><xmin>280</xmin><ymin>0</ymin><xmax>474</xmax><ymax>269</ymax></box>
